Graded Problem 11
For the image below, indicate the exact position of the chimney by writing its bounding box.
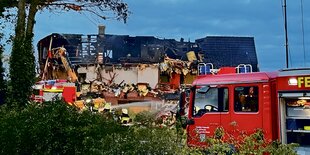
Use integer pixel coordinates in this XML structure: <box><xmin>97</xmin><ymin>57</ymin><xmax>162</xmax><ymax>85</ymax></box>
<box><xmin>98</xmin><ymin>25</ymin><xmax>105</xmax><ymax>36</ymax></box>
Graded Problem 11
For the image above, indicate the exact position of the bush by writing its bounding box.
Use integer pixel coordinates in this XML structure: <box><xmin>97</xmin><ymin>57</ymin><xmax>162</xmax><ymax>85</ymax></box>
<box><xmin>134</xmin><ymin>110</ymin><xmax>157</xmax><ymax>127</ymax></box>
<box><xmin>203</xmin><ymin>127</ymin><xmax>299</xmax><ymax>155</ymax></box>
<box><xmin>0</xmin><ymin>101</ymin><xmax>126</xmax><ymax>154</ymax></box>
<box><xmin>0</xmin><ymin>101</ymin><xmax>198</xmax><ymax>154</ymax></box>
<box><xmin>0</xmin><ymin>101</ymin><xmax>299</xmax><ymax>155</ymax></box>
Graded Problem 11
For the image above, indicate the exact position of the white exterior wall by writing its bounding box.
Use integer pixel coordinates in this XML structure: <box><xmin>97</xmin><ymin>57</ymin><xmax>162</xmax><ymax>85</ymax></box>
<box><xmin>138</xmin><ymin>67</ymin><xmax>159</xmax><ymax>88</ymax></box>
<box><xmin>77</xmin><ymin>66</ymin><xmax>97</xmax><ymax>82</ymax></box>
<box><xmin>77</xmin><ymin>65</ymin><xmax>159</xmax><ymax>89</ymax></box>
<box><xmin>102</xmin><ymin>67</ymin><xmax>138</xmax><ymax>85</ymax></box>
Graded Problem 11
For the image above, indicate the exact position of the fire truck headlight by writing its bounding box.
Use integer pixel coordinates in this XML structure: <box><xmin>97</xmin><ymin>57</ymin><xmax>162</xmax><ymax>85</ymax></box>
<box><xmin>288</xmin><ymin>78</ymin><xmax>297</xmax><ymax>86</ymax></box>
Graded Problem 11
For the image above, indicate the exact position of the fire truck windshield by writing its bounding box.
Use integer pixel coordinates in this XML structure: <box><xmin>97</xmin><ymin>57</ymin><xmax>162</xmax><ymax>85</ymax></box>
<box><xmin>193</xmin><ymin>86</ymin><xmax>228</xmax><ymax>117</ymax></box>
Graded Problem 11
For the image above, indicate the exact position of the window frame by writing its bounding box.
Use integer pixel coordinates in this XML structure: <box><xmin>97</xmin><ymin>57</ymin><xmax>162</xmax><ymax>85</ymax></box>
<box><xmin>192</xmin><ymin>85</ymin><xmax>229</xmax><ymax>117</ymax></box>
<box><xmin>233</xmin><ymin>85</ymin><xmax>259</xmax><ymax>113</ymax></box>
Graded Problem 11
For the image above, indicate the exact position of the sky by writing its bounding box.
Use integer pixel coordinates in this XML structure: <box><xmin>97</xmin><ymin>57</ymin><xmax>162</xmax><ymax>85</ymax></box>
<box><xmin>6</xmin><ymin>0</ymin><xmax>310</xmax><ymax>71</ymax></box>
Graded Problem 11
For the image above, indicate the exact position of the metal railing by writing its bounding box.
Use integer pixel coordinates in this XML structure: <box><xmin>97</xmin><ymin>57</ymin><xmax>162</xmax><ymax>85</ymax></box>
<box><xmin>236</xmin><ymin>64</ymin><xmax>252</xmax><ymax>73</ymax></box>
<box><xmin>198</xmin><ymin>63</ymin><xmax>214</xmax><ymax>75</ymax></box>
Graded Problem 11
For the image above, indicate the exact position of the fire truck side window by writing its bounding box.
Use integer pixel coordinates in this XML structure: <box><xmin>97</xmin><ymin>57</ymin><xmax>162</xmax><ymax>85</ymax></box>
<box><xmin>234</xmin><ymin>86</ymin><xmax>258</xmax><ymax>112</ymax></box>
<box><xmin>193</xmin><ymin>86</ymin><xmax>229</xmax><ymax>117</ymax></box>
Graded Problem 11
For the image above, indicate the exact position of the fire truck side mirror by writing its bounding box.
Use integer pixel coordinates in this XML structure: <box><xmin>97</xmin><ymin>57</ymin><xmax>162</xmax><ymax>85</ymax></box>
<box><xmin>178</xmin><ymin>87</ymin><xmax>191</xmax><ymax>116</ymax></box>
<box><xmin>178</xmin><ymin>91</ymin><xmax>186</xmax><ymax>116</ymax></box>
<box><xmin>180</xmin><ymin>118</ymin><xmax>195</xmax><ymax>129</ymax></box>
<box><xmin>186</xmin><ymin>118</ymin><xmax>195</xmax><ymax>125</ymax></box>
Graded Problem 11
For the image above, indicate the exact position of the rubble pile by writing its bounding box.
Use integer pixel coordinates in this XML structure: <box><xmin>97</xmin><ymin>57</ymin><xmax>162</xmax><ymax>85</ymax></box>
<box><xmin>75</xmin><ymin>55</ymin><xmax>199</xmax><ymax>105</ymax></box>
<box><xmin>160</xmin><ymin>56</ymin><xmax>198</xmax><ymax>76</ymax></box>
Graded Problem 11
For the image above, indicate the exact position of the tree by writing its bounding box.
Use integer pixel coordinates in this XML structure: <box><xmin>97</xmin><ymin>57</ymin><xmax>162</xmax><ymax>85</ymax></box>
<box><xmin>0</xmin><ymin>35</ymin><xmax>6</xmax><ymax>105</ymax></box>
<box><xmin>0</xmin><ymin>2</ymin><xmax>11</xmax><ymax>105</ymax></box>
<box><xmin>0</xmin><ymin>0</ymin><xmax>129</xmax><ymax>107</ymax></box>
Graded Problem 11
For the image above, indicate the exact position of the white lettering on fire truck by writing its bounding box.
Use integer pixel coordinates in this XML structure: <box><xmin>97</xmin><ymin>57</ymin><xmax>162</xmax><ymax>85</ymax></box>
<box><xmin>195</xmin><ymin>126</ymin><xmax>210</xmax><ymax>134</ymax></box>
<box><xmin>297</xmin><ymin>77</ymin><xmax>310</xmax><ymax>88</ymax></box>
<box><xmin>195</xmin><ymin>126</ymin><xmax>209</xmax><ymax>142</ymax></box>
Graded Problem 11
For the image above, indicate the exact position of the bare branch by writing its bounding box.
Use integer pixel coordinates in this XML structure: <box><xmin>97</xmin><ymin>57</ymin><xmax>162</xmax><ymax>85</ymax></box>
<box><xmin>37</xmin><ymin>0</ymin><xmax>129</xmax><ymax>23</ymax></box>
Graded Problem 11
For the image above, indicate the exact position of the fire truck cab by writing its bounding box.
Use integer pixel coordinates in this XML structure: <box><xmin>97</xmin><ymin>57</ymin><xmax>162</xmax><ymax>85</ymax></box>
<box><xmin>183</xmin><ymin>67</ymin><xmax>310</xmax><ymax>148</ymax></box>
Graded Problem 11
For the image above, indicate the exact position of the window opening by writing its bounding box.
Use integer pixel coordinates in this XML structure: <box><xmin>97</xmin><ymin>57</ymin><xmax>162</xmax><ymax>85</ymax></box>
<box><xmin>234</xmin><ymin>86</ymin><xmax>258</xmax><ymax>112</ymax></box>
<box><xmin>193</xmin><ymin>86</ymin><xmax>229</xmax><ymax>117</ymax></box>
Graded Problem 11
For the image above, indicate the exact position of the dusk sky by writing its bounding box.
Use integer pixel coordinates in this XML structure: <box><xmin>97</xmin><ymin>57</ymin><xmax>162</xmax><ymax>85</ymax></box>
<box><xmin>15</xmin><ymin>0</ymin><xmax>310</xmax><ymax>71</ymax></box>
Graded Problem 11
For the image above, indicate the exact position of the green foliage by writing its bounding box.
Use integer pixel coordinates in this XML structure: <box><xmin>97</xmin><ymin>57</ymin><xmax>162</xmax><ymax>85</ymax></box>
<box><xmin>9</xmin><ymin>36</ymin><xmax>35</xmax><ymax>107</ymax></box>
<box><xmin>131</xmin><ymin>111</ymin><xmax>203</xmax><ymax>155</ymax></box>
<box><xmin>267</xmin><ymin>141</ymin><xmax>299</xmax><ymax>155</ymax></box>
<box><xmin>0</xmin><ymin>100</ymin><xmax>124</xmax><ymax>154</ymax></box>
<box><xmin>203</xmin><ymin>127</ymin><xmax>299</xmax><ymax>155</ymax></box>
<box><xmin>0</xmin><ymin>0</ymin><xmax>17</xmax><ymax>17</ymax></box>
<box><xmin>134</xmin><ymin>110</ymin><xmax>157</xmax><ymax>127</ymax></box>
<box><xmin>0</xmin><ymin>102</ymin><xmax>300</xmax><ymax>154</ymax></box>
<box><xmin>0</xmin><ymin>101</ymin><xmax>197</xmax><ymax>154</ymax></box>
<box><xmin>204</xmin><ymin>127</ymin><xmax>235</xmax><ymax>155</ymax></box>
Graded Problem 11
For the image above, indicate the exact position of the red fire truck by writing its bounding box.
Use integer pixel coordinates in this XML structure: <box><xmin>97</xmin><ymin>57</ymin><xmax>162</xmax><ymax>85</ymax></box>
<box><xmin>180</xmin><ymin>67</ymin><xmax>310</xmax><ymax>148</ymax></box>
<box><xmin>31</xmin><ymin>79</ymin><xmax>76</xmax><ymax>104</ymax></box>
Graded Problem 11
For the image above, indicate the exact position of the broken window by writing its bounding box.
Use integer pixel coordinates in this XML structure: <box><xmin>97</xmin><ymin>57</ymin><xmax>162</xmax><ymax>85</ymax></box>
<box><xmin>106</xmin><ymin>50</ymin><xmax>113</xmax><ymax>59</ymax></box>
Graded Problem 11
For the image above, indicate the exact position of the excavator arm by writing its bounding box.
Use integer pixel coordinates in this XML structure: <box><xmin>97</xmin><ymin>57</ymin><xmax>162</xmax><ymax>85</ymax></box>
<box><xmin>58</xmin><ymin>47</ymin><xmax>78</xmax><ymax>83</ymax></box>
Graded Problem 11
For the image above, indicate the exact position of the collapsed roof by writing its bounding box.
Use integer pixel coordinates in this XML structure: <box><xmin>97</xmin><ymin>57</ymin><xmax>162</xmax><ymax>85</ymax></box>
<box><xmin>37</xmin><ymin>30</ymin><xmax>259</xmax><ymax>71</ymax></box>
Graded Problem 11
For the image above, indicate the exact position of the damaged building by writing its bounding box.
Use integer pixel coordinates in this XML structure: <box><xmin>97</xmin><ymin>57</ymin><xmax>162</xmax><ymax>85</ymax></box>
<box><xmin>37</xmin><ymin>26</ymin><xmax>259</xmax><ymax>105</ymax></box>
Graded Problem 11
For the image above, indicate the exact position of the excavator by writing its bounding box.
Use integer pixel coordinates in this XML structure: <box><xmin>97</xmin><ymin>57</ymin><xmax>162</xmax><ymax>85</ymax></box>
<box><xmin>55</xmin><ymin>47</ymin><xmax>78</xmax><ymax>83</ymax></box>
<box><xmin>41</xmin><ymin>47</ymin><xmax>78</xmax><ymax>83</ymax></box>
